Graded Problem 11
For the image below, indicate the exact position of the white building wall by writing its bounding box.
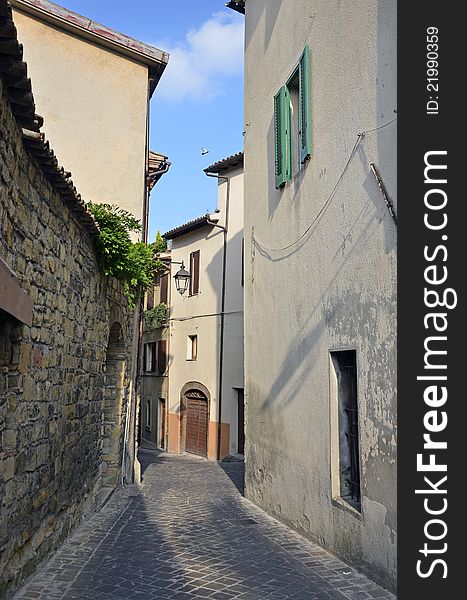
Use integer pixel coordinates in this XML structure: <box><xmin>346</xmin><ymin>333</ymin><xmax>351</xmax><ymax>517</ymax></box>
<box><xmin>167</xmin><ymin>168</ymin><xmax>244</xmax><ymax>459</ymax></box>
<box><xmin>243</xmin><ymin>0</ymin><xmax>396</xmax><ymax>590</ymax></box>
<box><xmin>220</xmin><ymin>168</ymin><xmax>244</xmax><ymax>454</ymax></box>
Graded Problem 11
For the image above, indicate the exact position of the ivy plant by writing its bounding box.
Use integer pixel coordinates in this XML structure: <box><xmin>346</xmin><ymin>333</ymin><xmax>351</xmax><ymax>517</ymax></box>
<box><xmin>144</xmin><ymin>303</ymin><xmax>168</xmax><ymax>330</ymax></box>
<box><xmin>87</xmin><ymin>203</ymin><xmax>164</xmax><ymax>307</ymax></box>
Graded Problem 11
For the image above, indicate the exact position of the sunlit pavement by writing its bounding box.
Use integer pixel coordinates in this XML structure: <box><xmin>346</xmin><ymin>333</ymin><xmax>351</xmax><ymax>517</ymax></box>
<box><xmin>14</xmin><ymin>450</ymin><xmax>395</xmax><ymax>600</ymax></box>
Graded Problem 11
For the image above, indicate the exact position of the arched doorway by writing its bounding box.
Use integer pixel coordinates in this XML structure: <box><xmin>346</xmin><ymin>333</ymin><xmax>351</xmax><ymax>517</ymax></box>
<box><xmin>180</xmin><ymin>383</ymin><xmax>210</xmax><ymax>458</ymax></box>
<box><xmin>101</xmin><ymin>322</ymin><xmax>126</xmax><ymax>486</ymax></box>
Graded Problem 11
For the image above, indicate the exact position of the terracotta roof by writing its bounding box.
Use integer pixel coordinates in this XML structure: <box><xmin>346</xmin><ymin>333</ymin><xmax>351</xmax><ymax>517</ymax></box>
<box><xmin>148</xmin><ymin>150</ymin><xmax>170</xmax><ymax>191</ymax></box>
<box><xmin>149</xmin><ymin>151</ymin><xmax>168</xmax><ymax>166</ymax></box>
<box><xmin>162</xmin><ymin>215</ymin><xmax>213</xmax><ymax>240</ymax></box>
<box><xmin>10</xmin><ymin>0</ymin><xmax>169</xmax><ymax>95</ymax></box>
<box><xmin>204</xmin><ymin>151</ymin><xmax>243</xmax><ymax>174</ymax></box>
<box><xmin>226</xmin><ymin>1</ymin><xmax>245</xmax><ymax>15</ymax></box>
<box><xmin>0</xmin><ymin>0</ymin><xmax>99</xmax><ymax>236</ymax></box>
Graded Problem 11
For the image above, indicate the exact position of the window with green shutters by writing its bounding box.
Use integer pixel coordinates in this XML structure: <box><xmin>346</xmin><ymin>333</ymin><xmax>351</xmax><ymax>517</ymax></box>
<box><xmin>274</xmin><ymin>86</ymin><xmax>290</xmax><ymax>188</ymax></box>
<box><xmin>299</xmin><ymin>46</ymin><xmax>311</xmax><ymax>163</ymax></box>
<box><xmin>274</xmin><ymin>46</ymin><xmax>311</xmax><ymax>189</ymax></box>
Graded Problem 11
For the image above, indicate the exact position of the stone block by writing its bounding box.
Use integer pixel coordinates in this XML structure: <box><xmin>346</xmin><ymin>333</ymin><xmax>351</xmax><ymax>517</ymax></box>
<box><xmin>1</xmin><ymin>456</ymin><xmax>15</xmax><ymax>482</ymax></box>
<box><xmin>23</xmin><ymin>239</ymin><xmax>33</xmax><ymax>260</ymax></box>
<box><xmin>18</xmin><ymin>344</ymin><xmax>32</xmax><ymax>375</ymax></box>
<box><xmin>2</xmin><ymin>429</ymin><xmax>17</xmax><ymax>450</ymax></box>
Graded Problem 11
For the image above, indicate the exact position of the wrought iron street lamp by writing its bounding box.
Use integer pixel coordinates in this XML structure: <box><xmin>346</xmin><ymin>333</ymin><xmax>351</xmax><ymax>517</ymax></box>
<box><xmin>173</xmin><ymin>261</ymin><xmax>191</xmax><ymax>295</ymax></box>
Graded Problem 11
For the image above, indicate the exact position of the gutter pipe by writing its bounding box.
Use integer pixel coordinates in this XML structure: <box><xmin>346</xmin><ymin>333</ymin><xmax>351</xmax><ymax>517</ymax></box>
<box><xmin>205</xmin><ymin>171</ymin><xmax>230</xmax><ymax>460</ymax></box>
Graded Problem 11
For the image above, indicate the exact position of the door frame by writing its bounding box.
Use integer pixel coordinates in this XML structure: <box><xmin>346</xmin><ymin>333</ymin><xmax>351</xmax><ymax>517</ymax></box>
<box><xmin>158</xmin><ymin>398</ymin><xmax>166</xmax><ymax>450</ymax></box>
<box><xmin>179</xmin><ymin>381</ymin><xmax>211</xmax><ymax>456</ymax></box>
<box><xmin>235</xmin><ymin>387</ymin><xmax>245</xmax><ymax>455</ymax></box>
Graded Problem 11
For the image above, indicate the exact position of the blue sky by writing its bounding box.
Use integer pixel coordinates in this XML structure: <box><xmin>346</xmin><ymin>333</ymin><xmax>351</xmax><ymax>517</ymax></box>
<box><xmin>60</xmin><ymin>0</ymin><xmax>244</xmax><ymax>240</ymax></box>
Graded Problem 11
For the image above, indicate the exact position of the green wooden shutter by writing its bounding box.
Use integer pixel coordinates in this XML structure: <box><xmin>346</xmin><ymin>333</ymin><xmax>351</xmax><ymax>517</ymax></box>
<box><xmin>299</xmin><ymin>46</ymin><xmax>311</xmax><ymax>163</ymax></box>
<box><xmin>274</xmin><ymin>86</ymin><xmax>290</xmax><ymax>188</ymax></box>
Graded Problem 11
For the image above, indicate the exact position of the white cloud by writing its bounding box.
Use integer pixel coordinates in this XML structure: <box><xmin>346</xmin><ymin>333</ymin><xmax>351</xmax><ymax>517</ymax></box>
<box><xmin>155</xmin><ymin>11</ymin><xmax>244</xmax><ymax>102</ymax></box>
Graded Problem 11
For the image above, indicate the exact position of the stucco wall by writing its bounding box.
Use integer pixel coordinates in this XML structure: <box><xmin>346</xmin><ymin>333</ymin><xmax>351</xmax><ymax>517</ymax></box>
<box><xmin>219</xmin><ymin>168</ymin><xmax>244</xmax><ymax>455</ymax></box>
<box><xmin>168</xmin><ymin>168</ymin><xmax>244</xmax><ymax>458</ymax></box>
<box><xmin>11</xmin><ymin>9</ymin><xmax>149</xmax><ymax>225</ymax></box>
<box><xmin>243</xmin><ymin>0</ymin><xmax>396</xmax><ymax>590</ymax></box>
<box><xmin>0</xmin><ymin>79</ymin><xmax>133</xmax><ymax>598</ymax></box>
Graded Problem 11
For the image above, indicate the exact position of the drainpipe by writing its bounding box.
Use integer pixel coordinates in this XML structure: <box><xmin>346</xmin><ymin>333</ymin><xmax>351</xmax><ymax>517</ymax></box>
<box><xmin>165</xmin><ymin>262</ymin><xmax>171</xmax><ymax>453</ymax></box>
<box><xmin>147</xmin><ymin>160</ymin><xmax>172</xmax><ymax>188</ymax></box>
<box><xmin>131</xmin><ymin>76</ymin><xmax>152</xmax><ymax>483</ymax></box>
<box><xmin>142</xmin><ymin>77</ymin><xmax>153</xmax><ymax>243</ymax></box>
<box><xmin>205</xmin><ymin>172</ymin><xmax>230</xmax><ymax>460</ymax></box>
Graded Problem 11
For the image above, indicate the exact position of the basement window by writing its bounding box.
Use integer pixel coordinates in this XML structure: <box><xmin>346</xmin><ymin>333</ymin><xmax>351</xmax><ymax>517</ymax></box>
<box><xmin>331</xmin><ymin>350</ymin><xmax>361</xmax><ymax>512</ymax></box>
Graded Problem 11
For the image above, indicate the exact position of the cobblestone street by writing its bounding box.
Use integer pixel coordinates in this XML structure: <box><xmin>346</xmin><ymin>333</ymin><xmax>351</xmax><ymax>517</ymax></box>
<box><xmin>14</xmin><ymin>451</ymin><xmax>395</xmax><ymax>600</ymax></box>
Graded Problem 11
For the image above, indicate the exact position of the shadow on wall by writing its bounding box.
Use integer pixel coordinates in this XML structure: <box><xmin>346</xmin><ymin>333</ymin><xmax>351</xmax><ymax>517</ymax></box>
<box><xmin>244</xmin><ymin>0</ymin><xmax>282</xmax><ymax>52</ymax></box>
<box><xmin>266</xmin><ymin>115</ymin><xmax>311</xmax><ymax>221</ymax></box>
<box><xmin>205</xmin><ymin>228</ymin><xmax>244</xmax><ymax>316</ymax></box>
<box><xmin>253</xmin><ymin>126</ymin><xmax>396</xmax><ymax>411</ymax></box>
<box><xmin>376</xmin><ymin>0</ymin><xmax>397</xmax><ymax>244</ymax></box>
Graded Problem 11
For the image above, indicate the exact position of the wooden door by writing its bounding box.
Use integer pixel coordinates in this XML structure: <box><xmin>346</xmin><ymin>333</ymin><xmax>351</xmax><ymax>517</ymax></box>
<box><xmin>185</xmin><ymin>391</ymin><xmax>208</xmax><ymax>457</ymax></box>
<box><xmin>159</xmin><ymin>399</ymin><xmax>166</xmax><ymax>449</ymax></box>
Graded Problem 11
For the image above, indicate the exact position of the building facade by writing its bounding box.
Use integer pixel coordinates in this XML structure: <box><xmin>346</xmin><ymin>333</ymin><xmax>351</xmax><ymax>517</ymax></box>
<box><xmin>145</xmin><ymin>154</ymin><xmax>244</xmax><ymax>461</ymax></box>
<box><xmin>236</xmin><ymin>0</ymin><xmax>397</xmax><ymax>590</ymax></box>
<box><xmin>10</xmin><ymin>0</ymin><xmax>169</xmax><ymax>237</ymax></box>
<box><xmin>140</xmin><ymin>264</ymin><xmax>171</xmax><ymax>450</ymax></box>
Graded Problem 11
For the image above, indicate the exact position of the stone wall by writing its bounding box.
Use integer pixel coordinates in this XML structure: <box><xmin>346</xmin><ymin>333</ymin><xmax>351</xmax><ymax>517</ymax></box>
<box><xmin>0</xmin><ymin>76</ymin><xmax>133</xmax><ymax>598</ymax></box>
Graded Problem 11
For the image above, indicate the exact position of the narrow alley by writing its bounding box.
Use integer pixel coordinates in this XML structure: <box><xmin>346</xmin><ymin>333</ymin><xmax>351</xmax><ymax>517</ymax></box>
<box><xmin>14</xmin><ymin>450</ymin><xmax>395</xmax><ymax>600</ymax></box>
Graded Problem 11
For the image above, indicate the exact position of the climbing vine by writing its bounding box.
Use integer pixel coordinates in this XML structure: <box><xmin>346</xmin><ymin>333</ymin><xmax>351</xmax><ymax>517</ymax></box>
<box><xmin>87</xmin><ymin>203</ymin><xmax>164</xmax><ymax>307</ymax></box>
<box><xmin>144</xmin><ymin>303</ymin><xmax>168</xmax><ymax>330</ymax></box>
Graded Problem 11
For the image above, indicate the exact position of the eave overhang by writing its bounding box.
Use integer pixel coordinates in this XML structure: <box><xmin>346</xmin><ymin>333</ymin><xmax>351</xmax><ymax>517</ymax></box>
<box><xmin>162</xmin><ymin>215</ymin><xmax>213</xmax><ymax>240</ymax></box>
<box><xmin>226</xmin><ymin>1</ymin><xmax>245</xmax><ymax>15</ymax></box>
<box><xmin>9</xmin><ymin>0</ymin><xmax>169</xmax><ymax>94</ymax></box>
<box><xmin>0</xmin><ymin>258</ymin><xmax>33</xmax><ymax>326</ymax></box>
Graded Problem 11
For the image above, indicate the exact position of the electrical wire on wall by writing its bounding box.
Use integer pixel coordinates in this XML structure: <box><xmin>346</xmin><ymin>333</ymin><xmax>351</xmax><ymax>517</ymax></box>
<box><xmin>168</xmin><ymin>310</ymin><xmax>242</xmax><ymax>323</ymax></box>
<box><xmin>251</xmin><ymin>117</ymin><xmax>397</xmax><ymax>258</ymax></box>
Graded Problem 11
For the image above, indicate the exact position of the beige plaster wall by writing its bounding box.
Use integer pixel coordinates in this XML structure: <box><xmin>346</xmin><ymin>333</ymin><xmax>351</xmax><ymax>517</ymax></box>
<box><xmin>12</xmin><ymin>10</ymin><xmax>149</xmax><ymax>226</ymax></box>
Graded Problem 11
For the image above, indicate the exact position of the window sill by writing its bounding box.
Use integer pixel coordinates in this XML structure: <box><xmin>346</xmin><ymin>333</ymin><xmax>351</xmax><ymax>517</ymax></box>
<box><xmin>142</xmin><ymin>372</ymin><xmax>166</xmax><ymax>377</ymax></box>
<box><xmin>331</xmin><ymin>497</ymin><xmax>363</xmax><ymax>521</ymax></box>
